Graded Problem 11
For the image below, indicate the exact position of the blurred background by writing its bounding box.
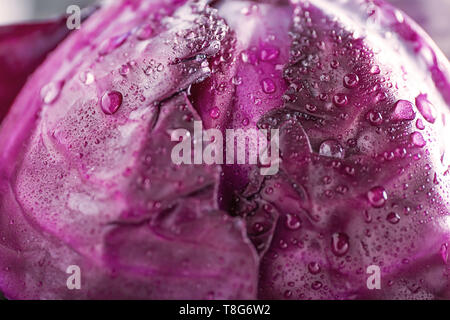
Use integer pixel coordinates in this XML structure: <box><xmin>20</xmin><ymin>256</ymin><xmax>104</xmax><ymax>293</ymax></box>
<box><xmin>391</xmin><ymin>0</ymin><xmax>450</xmax><ymax>57</ymax></box>
<box><xmin>1</xmin><ymin>0</ymin><xmax>448</xmax><ymax>57</ymax></box>
<box><xmin>0</xmin><ymin>0</ymin><xmax>94</xmax><ymax>24</ymax></box>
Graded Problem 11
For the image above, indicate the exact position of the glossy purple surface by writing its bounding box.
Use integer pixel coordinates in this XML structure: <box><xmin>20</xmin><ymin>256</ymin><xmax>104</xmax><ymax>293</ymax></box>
<box><xmin>0</xmin><ymin>0</ymin><xmax>449</xmax><ymax>299</ymax></box>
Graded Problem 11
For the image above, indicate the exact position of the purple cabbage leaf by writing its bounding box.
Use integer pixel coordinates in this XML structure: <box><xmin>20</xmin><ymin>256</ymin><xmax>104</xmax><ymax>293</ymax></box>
<box><xmin>0</xmin><ymin>0</ymin><xmax>450</xmax><ymax>300</ymax></box>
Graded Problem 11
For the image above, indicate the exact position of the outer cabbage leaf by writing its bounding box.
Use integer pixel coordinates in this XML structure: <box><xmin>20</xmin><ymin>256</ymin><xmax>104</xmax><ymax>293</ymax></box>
<box><xmin>0</xmin><ymin>0</ymin><xmax>258</xmax><ymax>299</ymax></box>
<box><xmin>247</xmin><ymin>0</ymin><xmax>450</xmax><ymax>299</ymax></box>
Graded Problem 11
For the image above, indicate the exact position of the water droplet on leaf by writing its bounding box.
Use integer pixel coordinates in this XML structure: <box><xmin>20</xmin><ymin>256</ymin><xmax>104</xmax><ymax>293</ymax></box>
<box><xmin>209</xmin><ymin>107</ymin><xmax>220</xmax><ymax>119</ymax></box>
<box><xmin>367</xmin><ymin>186</ymin><xmax>387</xmax><ymax>208</ymax></box>
<box><xmin>415</xmin><ymin>94</ymin><xmax>436</xmax><ymax>123</ymax></box>
<box><xmin>392</xmin><ymin>100</ymin><xmax>415</xmax><ymax>121</ymax></box>
<box><xmin>319</xmin><ymin>140</ymin><xmax>345</xmax><ymax>159</ymax></box>
<box><xmin>331</xmin><ymin>232</ymin><xmax>350</xmax><ymax>256</ymax></box>
<box><xmin>308</xmin><ymin>262</ymin><xmax>321</xmax><ymax>274</ymax></box>
<box><xmin>101</xmin><ymin>91</ymin><xmax>123</xmax><ymax>115</ymax></box>
<box><xmin>79</xmin><ymin>71</ymin><xmax>94</xmax><ymax>85</ymax></box>
<box><xmin>343</xmin><ymin>73</ymin><xmax>359</xmax><ymax>88</ymax></box>
<box><xmin>285</xmin><ymin>213</ymin><xmax>301</xmax><ymax>230</ymax></box>
<box><xmin>411</xmin><ymin>132</ymin><xmax>426</xmax><ymax>148</ymax></box>
<box><xmin>386</xmin><ymin>212</ymin><xmax>400</xmax><ymax>224</ymax></box>
<box><xmin>261</xmin><ymin>78</ymin><xmax>276</xmax><ymax>94</ymax></box>
<box><xmin>333</xmin><ymin>93</ymin><xmax>348</xmax><ymax>107</ymax></box>
<box><xmin>41</xmin><ymin>81</ymin><xmax>63</xmax><ymax>104</ymax></box>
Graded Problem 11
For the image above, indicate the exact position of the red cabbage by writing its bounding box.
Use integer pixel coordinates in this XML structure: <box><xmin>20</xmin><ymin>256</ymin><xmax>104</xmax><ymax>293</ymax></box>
<box><xmin>0</xmin><ymin>0</ymin><xmax>449</xmax><ymax>300</ymax></box>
